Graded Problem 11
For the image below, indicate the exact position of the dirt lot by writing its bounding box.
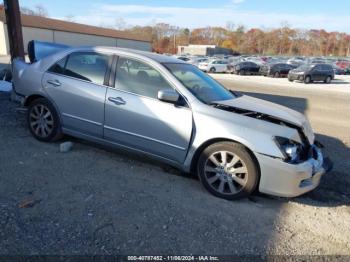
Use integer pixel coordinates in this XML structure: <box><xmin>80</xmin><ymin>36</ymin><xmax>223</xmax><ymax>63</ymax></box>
<box><xmin>1</xmin><ymin>71</ymin><xmax>350</xmax><ymax>255</ymax></box>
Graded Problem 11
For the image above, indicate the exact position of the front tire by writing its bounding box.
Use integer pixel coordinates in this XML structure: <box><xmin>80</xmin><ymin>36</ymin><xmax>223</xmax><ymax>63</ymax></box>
<box><xmin>324</xmin><ymin>76</ymin><xmax>332</xmax><ymax>84</ymax></box>
<box><xmin>304</xmin><ymin>75</ymin><xmax>311</xmax><ymax>84</ymax></box>
<box><xmin>197</xmin><ymin>142</ymin><xmax>259</xmax><ymax>200</ymax></box>
<box><xmin>27</xmin><ymin>98</ymin><xmax>63</xmax><ymax>142</ymax></box>
<box><xmin>274</xmin><ymin>72</ymin><xmax>280</xmax><ymax>78</ymax></box>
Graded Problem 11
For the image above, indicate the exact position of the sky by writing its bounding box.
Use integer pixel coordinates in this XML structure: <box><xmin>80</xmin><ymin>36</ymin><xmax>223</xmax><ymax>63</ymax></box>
<box><xmin>19</xmin><ymin>0</ymin><xmax>350</xmax><ymax>33</ymax></box>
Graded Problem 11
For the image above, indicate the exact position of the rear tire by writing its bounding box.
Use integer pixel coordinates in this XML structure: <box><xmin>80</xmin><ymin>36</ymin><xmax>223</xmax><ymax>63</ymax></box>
<box><xmin>239</xmin><ymin>70</ymin><xmax>246</xmax><ymax>76</ymax></box>
<box><xmin>274</xmin><ymin>72</ymin><xmax>280</xmax><ymax>78</ymax></box>
<box><xmin>324</xmin><ymin>76</ymin><xmax>332</xmax><ymax>84</ymax></box>
<box><xmin>27</xmin><ymin>98</ymin><xmax>63</xmax><ymax>142</ymax></box>
<box><xmin>197</xmin><ymin>142</ymin><xmax>259</xmax><ymax>200</ymax></box>
<box><xmin>209</xmin><ymin>67</ymin><xmax>216</xmax><ymax>73</ymax></box>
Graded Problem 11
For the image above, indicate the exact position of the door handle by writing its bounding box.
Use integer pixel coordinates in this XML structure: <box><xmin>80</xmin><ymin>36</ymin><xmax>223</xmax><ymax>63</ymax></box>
<box><xmin>108</xmin><ymin>97</ymin><xmax>126</xmax><ymax>105</ymax></box>
<box><xmin>47</xmin><ymin>79</ymin><xmax>61</xmax><ymax>87</ymax></box>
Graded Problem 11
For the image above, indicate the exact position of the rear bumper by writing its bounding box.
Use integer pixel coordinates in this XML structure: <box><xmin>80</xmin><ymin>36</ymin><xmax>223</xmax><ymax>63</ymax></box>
<box><xmin>257</xmin><ymin>145</ymin><xmax>332</xmax><ymax>197</ymax></box>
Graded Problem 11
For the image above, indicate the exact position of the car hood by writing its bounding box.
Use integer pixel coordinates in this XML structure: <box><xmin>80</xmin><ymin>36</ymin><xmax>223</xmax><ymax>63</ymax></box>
<box><xmin>215</xmin><ymin>95</ymin><xmax>314</xmax><ymax>143</ymax></box>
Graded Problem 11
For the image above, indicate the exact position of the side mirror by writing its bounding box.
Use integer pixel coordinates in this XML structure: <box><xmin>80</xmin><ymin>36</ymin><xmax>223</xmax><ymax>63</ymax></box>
<box><xmin>158</xmin><ymin>89</ymin><xmax>180</xmax><ymax>104</ymax></box>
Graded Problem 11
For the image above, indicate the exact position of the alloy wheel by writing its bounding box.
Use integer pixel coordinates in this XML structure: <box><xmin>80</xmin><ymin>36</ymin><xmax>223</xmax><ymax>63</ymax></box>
<box><xmin>29</xmin><ymin>104</ymin><xmax>54</xmax><ymax>138</ymax></box>
<box><xmin>304</xmin><ymin>76</ymin><xmax>311</xmax><ymax>84</ymax></box>
<box><xmin>204</xmin><ymin>151</ymin><xmax>248</xmax><ymax>195</ymax></box>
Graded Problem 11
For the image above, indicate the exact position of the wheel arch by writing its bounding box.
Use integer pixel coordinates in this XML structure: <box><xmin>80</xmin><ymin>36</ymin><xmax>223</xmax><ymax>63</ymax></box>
<box><xmin>24</xmin><ymin>94</ymin><xmax>46</xmax><ymax>107</ymax></box>
<box><xmin>24</xmin><ymin>94</ymin><xmax>63</xmax><ymax>123</ymax></box>
<box><xmin>189</xmin><ymin>138</ymin><xmax>261</xmax><ymax>179</ymax></box>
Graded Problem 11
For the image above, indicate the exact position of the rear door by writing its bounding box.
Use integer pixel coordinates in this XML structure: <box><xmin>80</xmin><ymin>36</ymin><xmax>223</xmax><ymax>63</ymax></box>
<box><xmin>323</xmin><ymin>65</ymin><xmax>334</xmax><ymax>79</ymax></box>
<box><xmin>103</xmin><ymin>56</ymin><xmax>193</xmax><ymax>163</ymax></box>
<box><xmin>42</xmin><ymin>52</ymin><xmax>112</xmax><ymax>137</ymax></box>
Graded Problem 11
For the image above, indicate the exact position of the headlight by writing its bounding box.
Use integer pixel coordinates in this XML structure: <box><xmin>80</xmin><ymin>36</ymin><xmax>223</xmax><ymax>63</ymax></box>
<box><xmin>274</xmin><ymin>136</ymin><xmax>303</xmax><ymax>163</ymax></box>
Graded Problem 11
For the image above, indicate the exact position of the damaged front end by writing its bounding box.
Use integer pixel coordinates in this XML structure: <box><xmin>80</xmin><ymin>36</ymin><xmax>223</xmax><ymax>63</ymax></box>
<box><xmin>209</xmin><ymin>97</ymin><xmax>333</xmax><ymax>197</ymax></box>
<box><xmin>210</xmin><ymin>100</ymin><xmax>321</xmax><ymax>164</ymax></box>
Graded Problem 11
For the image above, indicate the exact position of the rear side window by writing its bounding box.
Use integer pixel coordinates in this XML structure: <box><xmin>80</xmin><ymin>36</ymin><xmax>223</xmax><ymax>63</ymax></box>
<box><xmin>48</xmin><ymin>52</ymin><xmax>110</xmax><ymax>85</ymax></box>
<box><xmin>65</xmin><ymin>52</ymin><xmax>109</xmax><ymax>85</ymax></box>
<box><xmin>48</xmin><ymin>57</ymin><xmax>67</xmax><ymax>75</ymax></box>
<box><xmin>115</xmin><ymin>57</ymin><xmax>173</xmax><ymax>99</ymax></box>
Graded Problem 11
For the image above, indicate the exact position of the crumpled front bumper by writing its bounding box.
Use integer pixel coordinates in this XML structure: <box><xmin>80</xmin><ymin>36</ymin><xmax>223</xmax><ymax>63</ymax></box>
<box><xmin>256</xmin><ymin>145</ymin><xmax>333</xmax><ymax>197</ymax></box>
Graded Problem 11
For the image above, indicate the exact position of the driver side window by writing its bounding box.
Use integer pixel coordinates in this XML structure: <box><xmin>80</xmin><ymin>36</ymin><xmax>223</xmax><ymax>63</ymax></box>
<box><xmin>115</xmin><ymin>57</ymin><xmax>173</xmax><ymax>99</ymax></box>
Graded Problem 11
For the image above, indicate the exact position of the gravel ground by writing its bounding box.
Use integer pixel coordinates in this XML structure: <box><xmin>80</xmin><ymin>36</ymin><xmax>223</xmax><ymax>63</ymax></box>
<box><xmin>0</xmin><ymin>72</ymin><xmax>350</xmax><ymax>255</ymax></box>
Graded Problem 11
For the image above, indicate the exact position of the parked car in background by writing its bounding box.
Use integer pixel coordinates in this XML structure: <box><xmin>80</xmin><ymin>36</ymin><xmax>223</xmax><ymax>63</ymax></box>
<box><xmin>331</xmin><ymin>64</ymin><xmax>345</xmax><ymax>75</ymax></box>
<box><xmin>288</xmin><ymin>64</ymin><xmax>334</xmax><ymax>84</ymax></box>
<box><xmin>309</xmin><ymin>58</ymin><xmax>326</xmax><ymax>64</ymax></box>
<box><xmin>260</xmin><ymin>63</ymin><xmax>297</xmax><ymax>78</ymax></box>
<box><xmin>228</xmin><ymin>62</ymin><xmax>260</xmax><ymax>75</ymax></box>
<box><xmin>245</xmin><ymin>56</ymin><xmax>265</xmax><ymax>66</ymax></box>
<box><xmin>198</xmin><ymin>59</ymin><xmax>228</xmax><ymax>73</ymax></box>
<box><xmin>336</xmin><ymin>60</ymin><xmax>350</xmax><ymax>69</ymax></box>
<box><xmin>343</xmin><ymin>66</ymin><xmax>350</xmax><ymax>75</ymax></box>
<box><xmin>188</xmin><ymin>57</ymin><xmax>209</xmax><ymax>67</ymax></box>
<box><xmin>12</xmin><ymin>43</ymin><xmax>332</xmax><ymax>200</ymax></box>
<box><xmin>287</xmin><ymin>57</ymin><xmax>305</xmax><ymax>67</ymax></box>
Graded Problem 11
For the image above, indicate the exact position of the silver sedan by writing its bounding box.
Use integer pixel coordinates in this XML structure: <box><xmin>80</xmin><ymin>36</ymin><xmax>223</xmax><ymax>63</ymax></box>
<box><xmin>12</xmin><ymin>46</ymin><xmax>332</xmax><ymax>200</ymax></box>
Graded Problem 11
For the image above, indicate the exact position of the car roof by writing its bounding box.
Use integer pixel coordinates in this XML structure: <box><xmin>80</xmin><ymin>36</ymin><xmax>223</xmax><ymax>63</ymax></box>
<box><xmin>64</xmin><ymin>46</ymin><xmax>186</xmax><ymax>64</ymax></box>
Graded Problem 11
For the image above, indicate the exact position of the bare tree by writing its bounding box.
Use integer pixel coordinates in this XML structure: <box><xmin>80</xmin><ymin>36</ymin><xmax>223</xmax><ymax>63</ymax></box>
<box><xmin>226</xmin><ymin>21</ymin><xmax>235</xmax><ymax>32</ymax></box>
<box><xmin>65</xmin><ymin>15</ymin><xmax>76</xmax><ymax>22</ymax></box>
<box><xmin>115</xmin><ymin>17</ymin><xmax>127</xmax><ymax>30</ymax></box>
<box><xmin>34</xmin><ymin>4</ymin><xmax>48</xmax><ymax>17</ymax></box>
<box><xmin>20</xmin><ymin>7</ymin><xmax>36</xmax><ymax>16</ymax></box>
<box><xmin>20</xmin><ymin>4</ymin><xmax>48</xmax><ymax>17</ymax></box>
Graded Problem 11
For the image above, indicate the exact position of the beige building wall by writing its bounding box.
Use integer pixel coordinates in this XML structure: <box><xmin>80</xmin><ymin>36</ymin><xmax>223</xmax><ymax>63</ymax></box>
<box><xmin>54</xmin><ymin>31</ymin><xmax>117</xmax><ymax>47</ymax></box>
<box><xmin>22</xmin><ymin>27</ymin><xmax>54</xmax><ymax>53</ymax></box>
<box><xmin>0</xmin><ymin>21</ymin><xmax>9</xmax><ymax>55</ymax></box>
<box><xmin>0</xmin><ymin>25</ymin><xmax>151</xmax><ymax>55</ymax></box>
<box><xmin>117</xmin><ymin>38</ymin><xmax>152</xmax><ymax>51</ymax></box>
<box><xmin>178</xmin><ymin>46</ymin><xmax>208</xmax><ymax>56</ymax></box>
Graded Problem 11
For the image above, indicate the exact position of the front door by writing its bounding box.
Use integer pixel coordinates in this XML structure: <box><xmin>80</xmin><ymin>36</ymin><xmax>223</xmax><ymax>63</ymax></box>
<box><xmin>104</xmin><ymin>57</ymin><xmax>193</xmax><ymax>163</ymax></box>
<box><xmin>43</xmin><ymin>52</ymin><xmax>111</xmax><ymax>137</ymax></box>
<box><xmin>311</xmin><ymin>65</ymin><xmax>323</xmax><ymax>81</ymax></box>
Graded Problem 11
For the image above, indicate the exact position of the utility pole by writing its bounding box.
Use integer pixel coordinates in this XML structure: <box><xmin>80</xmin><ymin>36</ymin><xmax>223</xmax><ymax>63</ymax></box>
<box><xmin>4</xmin><ymin>0</ymin><xmax>25</xmax><ymax>61</ymax></box>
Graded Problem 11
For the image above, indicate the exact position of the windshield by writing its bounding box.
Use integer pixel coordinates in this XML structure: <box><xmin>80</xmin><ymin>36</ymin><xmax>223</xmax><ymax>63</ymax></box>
<box><xmin>164</xmin><ymin>63</ymin><xmax>235</xmax><ymax>103</ymax></box>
